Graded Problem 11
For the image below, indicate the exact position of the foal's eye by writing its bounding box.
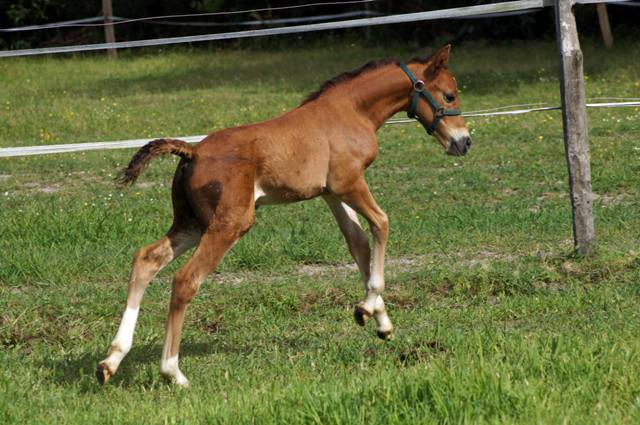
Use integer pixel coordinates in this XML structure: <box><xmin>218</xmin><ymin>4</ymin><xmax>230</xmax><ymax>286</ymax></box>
<box><xmin>444</xmin><ymin>93</ymin><xmax>456</xmax><ymax>103</ymax></box>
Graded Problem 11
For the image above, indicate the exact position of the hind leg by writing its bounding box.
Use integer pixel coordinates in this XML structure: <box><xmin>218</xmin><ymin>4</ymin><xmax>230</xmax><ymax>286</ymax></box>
<box><xmin>159</xmin><ymin>161</ymin><xmax>256</xmax><ymax>386</ymax></box>
<box><xmin>160</xmin><ymin>211</ymin><xmax>253</xmax><ymax>386</ymax></box>
<box><xmin>96</xmin><ymin>227</ymin><xmax>199</xmax><ymax>384</ymax></box>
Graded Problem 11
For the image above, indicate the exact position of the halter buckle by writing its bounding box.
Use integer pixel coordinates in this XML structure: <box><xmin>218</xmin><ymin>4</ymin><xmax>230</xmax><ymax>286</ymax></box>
<box><xmin>435</xmin><ymin>107</ymin><xmax>445</xmax><ymax>117</ymax></box>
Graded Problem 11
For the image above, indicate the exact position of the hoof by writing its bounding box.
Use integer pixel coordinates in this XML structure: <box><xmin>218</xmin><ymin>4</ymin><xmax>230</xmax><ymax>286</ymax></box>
<box><xmin>175</xmin><ymin>375</ymin><xmax>190</xmax><ymax>388</ymax></box>
<box><xmin>161</xmin><ymin>372</ymin><xmax>190</xmax><ymax>388</ymax></box>
<box><xmin>354</xmin><ymin>305</ymin><xmax>371</xmax><ymax>327</ymax></box>
<box><xmin>96</xmin><ymin>363</ymin><xmax>113</xmax><ymax>385</ymax></box>
<box><xmin>376</xmin><ymin>329</ymin><xmax>394</xmax><ymax>341</ymax></box>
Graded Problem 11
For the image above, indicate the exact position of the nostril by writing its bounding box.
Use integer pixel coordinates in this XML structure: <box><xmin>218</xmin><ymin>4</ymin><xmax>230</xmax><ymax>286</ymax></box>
<box><xmin>465</xmin><ymin>137</ymin><xmax>472</xmax><ymax>147</ymax></box>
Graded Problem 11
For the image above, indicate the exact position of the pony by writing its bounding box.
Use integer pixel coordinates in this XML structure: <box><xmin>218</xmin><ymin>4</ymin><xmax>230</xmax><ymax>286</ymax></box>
<box><xmin>97</xmin><ymin>45</ymin><xmax>471</xmax><ymax>387</ymax></box>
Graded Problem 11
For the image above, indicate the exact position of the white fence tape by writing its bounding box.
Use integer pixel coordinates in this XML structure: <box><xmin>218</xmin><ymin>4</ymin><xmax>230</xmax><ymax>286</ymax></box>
<box><xmin>2</xmin><ymin>101</ymin><xmax>638</xmax><ymax>158</ymax></box>
<box><xmin>0</xmin><ymin>135</ymin><xmax>206</xmax><ymax>158</ymax></box>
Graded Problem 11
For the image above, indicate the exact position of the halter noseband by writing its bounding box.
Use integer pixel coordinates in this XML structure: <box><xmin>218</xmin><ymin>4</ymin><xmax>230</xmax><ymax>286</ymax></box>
<box><xmin>398</xmin><ymin>63</ymin><xmax>461</xmax><ymax>135</ymax></box>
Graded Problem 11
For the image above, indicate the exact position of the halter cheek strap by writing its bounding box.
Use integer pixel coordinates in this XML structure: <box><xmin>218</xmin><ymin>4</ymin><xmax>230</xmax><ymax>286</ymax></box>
<box><xmin>398</xmin><ymin>63</ymin><xmax>461</xmax><ymax>135</ymax></box>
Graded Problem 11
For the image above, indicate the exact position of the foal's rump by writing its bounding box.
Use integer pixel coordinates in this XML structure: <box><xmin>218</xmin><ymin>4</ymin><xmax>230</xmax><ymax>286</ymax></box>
<box><xmin>179</xmin><ymin>154</ymin><xmax>257</xmax><ymax>228</ymax></box>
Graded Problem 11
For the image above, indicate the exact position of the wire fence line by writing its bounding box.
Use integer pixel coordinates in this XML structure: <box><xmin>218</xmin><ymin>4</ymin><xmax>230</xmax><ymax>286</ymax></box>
<box><xmin>145</xmin><ymin>11</ymin><xmax>381</xmax><ymax>28</ymax></box>
<box><xmin>0</xmin><ymin>11</ymin><xmax>381</xmax><ymax>32</ymax></box>
<box><xmin>388</xmin><ymin>101</ymin><xmax>640</xmax><ymax>121</ymax></box>
<box><xmin>0</xmin><ymin>0</ymin><xmax>632</xmax><ymax>58</ymax></box>
<box><xmin>0</xmin><ymin>17</ymin><xmax>108</xmax><ymax>33</ymax></box>
<box><xmin>0</xmin><ymin>1</ymin><xmax>378</xmax><ymax>32</ymax></box>
<box><xmin>2</xmin><ymin>0</ymin><xmax>637</xmax><ymax>33</ymax></box>
<box><xmin>2</xmin><ymin>101</ymin><xmax>638</xmax><ymax>158</ymax></box>
<box><xmin>0</xmin><ymin>1</ymin><xmax>376</xmax><ymax>31</ymax></box>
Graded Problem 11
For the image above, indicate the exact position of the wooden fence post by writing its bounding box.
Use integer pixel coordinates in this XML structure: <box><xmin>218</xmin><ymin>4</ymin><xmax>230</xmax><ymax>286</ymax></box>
<box><xmin>596</xmin><ymin>4</ymin><xmax>613</xmax><ymax>48</ymax></box>
<box><xmin>102</xmin><ymin>0</ymin><xmax>117</xmax><ymax>58</ymax></box>
<box><xmin>554</xmin><ymin>0</ymin><xmax>595</xmax><ymax>255</ymax></box>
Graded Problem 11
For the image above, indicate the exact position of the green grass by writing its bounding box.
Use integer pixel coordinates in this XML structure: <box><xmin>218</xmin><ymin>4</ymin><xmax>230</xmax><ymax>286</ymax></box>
<box><xmin>1</xmin><ymin>39</ymin><xmax>639</xmax><ymax>424</ymax></box>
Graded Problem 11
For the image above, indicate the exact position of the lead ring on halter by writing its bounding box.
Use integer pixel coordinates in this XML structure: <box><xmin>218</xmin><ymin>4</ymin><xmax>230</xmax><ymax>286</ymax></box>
<box><xmin>399</xmin><ymin>62</ymin><xmax>461</xmax><ymax>135</ymax></box>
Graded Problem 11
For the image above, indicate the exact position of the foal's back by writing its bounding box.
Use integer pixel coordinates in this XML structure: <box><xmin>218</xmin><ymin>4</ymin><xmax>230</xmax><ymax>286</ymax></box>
<box><xmin>190</xmin><ymin>100</ymin><xmax>374</xmax><ymax>206</ymax></box>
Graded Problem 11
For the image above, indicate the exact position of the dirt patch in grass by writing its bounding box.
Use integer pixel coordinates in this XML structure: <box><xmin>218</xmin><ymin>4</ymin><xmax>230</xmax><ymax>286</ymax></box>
<box><xmin>298</xmin><ymin>262</ymin><xmax>358</xmax><ymax>276</ymax></box>
<box><xmin>197</xmin><ymin>315</ymin><xmax>224</xmax><ymax>334</ymax></box>
<box><xmin>594</xmin><ymin>191</ymin><xmax>632</xmax><ymax>207</ymax></box>
<box><xmin>15</xmin><ymin>181</ymin><xmax>62</xmax><ymax>193</ymax></box>
<box><xmin>296</xmin><ymin>251</ymin><xmax>517</xmax><ymax>278</ymax></box>
<box><xmin>398</xmin><ymin>340</ymin><xmax>447</xmax><ymax>366</ymax></box>
<box><xmin>202</xmin><ymin>250</ymin><xmax>523</xmax><ymax>291</ymax></box>
<box><xmin>298</xmin><ymin>287</ymin><xmax>349</xmax><ymax>312</ymax></box>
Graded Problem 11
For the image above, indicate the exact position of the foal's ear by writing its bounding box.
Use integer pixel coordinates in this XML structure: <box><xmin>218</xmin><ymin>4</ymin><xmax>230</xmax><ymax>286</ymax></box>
<box><xmin>425</xmin><ymin>44</ymin><xmax>451</xmax><ymax>76</ymax></box>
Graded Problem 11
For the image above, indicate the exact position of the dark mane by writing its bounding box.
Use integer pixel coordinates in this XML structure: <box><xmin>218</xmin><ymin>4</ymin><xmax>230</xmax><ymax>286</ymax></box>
<box><xmin>300</xmin><ymin>53</ymin><xmax>434</xmax><ymax>105</ymax></box>
<box><xmin>300</xmin><ymin>58</ymin><xmax>397</xmax><ymax>105</ymax></box>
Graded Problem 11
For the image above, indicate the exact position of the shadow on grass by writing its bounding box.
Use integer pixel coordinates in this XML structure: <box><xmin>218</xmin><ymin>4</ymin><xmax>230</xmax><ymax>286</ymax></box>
<box><xmin>45</xmin><ymin>335</ymin><xmax>332</xmax><ymax>391</ymax></box>
<box><xmin>44</xmin><ymin>340</ymin><xmax>225</xmax><ymax>392</ymax></box>
<box><xmin>43</xmin><ymin>331</ymin><xmax>448</xmax><ymax>392</ymax></box>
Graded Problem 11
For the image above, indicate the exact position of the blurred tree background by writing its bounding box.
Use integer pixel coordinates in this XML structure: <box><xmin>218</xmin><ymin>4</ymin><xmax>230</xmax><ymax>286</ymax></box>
<box><xmin>0</xmin><ymin>0</ymin><xmax>638</xmax><ymax>50</ymax></box>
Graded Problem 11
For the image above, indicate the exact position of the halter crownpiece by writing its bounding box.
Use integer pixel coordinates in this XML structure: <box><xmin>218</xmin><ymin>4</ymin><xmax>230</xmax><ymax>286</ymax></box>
<box><xmin>398</xmin><ymin>62</ymin><xmax>461</xmax><ymax>135</ymax></box>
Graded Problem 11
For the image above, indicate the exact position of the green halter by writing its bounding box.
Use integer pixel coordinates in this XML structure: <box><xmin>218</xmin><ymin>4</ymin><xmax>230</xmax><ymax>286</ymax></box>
<box><xmin>398</xmin><ymin>63</ymin><xmax>461</xmax><ymax>135</ymax></box>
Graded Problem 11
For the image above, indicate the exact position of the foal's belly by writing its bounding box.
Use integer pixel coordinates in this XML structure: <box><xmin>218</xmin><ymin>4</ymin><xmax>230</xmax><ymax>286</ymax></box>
<box><xmin>254</xmin><ymin>181</ymin><xmax>326</xmax><ymax>206</ymax></box>
<box><xmin>252</xmin><ymin>132</ymin><xmax>331</xmax><ymax>206</ymax></box>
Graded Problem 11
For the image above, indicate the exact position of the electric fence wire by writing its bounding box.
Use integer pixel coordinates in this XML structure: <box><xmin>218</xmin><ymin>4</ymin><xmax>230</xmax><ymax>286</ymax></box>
<box><xmin>2</xmin><ymin>100</ymin><xmax>639</xmax><ymax>158</ymax></box>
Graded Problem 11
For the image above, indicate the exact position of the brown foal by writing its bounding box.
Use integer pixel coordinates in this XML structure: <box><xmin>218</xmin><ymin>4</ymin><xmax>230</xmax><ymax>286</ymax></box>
<box><xmin>97</xmin><ymin>45</ymin><xmax>472</xmax><ymax>386</ymax></box>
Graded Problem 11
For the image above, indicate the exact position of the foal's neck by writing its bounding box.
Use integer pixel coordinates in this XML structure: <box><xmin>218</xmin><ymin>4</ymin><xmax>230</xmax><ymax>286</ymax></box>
<box><xmin>346</xmin><ymin>63</ymin><xmax>421</xmax><ymax>130</ymax></box>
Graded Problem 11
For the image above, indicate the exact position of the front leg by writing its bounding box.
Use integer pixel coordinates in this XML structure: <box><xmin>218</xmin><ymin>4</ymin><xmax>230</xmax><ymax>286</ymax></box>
<box><xmin>333</xmin><ymin>178</ymin><xmax>393</xmax><ymax>340</ymax></box>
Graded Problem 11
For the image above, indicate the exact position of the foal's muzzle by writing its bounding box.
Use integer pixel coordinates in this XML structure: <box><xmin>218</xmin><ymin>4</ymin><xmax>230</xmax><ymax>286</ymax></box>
<box><xmin>447</xmin><ymin>136</ymin><xmax>472</xmax><ymax>156</ymax></box>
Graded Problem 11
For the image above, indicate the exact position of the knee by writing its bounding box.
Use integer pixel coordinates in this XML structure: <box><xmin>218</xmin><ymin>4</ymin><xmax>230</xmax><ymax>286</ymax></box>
<box><xmin>171</xmin><ymin>272</ymin><xmax>200</xmax><ymax>307</ymax></box>
<box><xmin>171</xmin><ymin>282</ymin><xmax>198</xmax><ymax>307</ymax></box>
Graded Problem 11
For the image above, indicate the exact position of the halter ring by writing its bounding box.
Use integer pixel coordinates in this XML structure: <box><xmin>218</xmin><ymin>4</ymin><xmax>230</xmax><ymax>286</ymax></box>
<box><xmin>413</xmin><ymin>80</ymin><xmax>425</xmax><ymax>92</ymax></box>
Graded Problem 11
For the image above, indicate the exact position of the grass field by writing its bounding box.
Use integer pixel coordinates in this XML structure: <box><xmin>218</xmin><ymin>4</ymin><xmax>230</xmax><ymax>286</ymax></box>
<box><xmin>1</xmin><ymin>38</ymin><xmax>639</xmax><ymax>424</ymax></box>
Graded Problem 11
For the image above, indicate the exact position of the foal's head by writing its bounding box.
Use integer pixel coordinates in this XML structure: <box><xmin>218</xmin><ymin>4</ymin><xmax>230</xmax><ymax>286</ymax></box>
<box><xmin>410</xmin><ymin>45</ymin><xmax>472</xmax><ymax>156</ymax></box>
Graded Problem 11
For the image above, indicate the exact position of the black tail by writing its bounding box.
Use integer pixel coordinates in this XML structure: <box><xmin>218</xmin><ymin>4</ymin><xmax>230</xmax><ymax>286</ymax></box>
<box><xmin>116</xmin><ymin>138</ymin><xmax>193</xmax><ymax>186</ymax></box>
